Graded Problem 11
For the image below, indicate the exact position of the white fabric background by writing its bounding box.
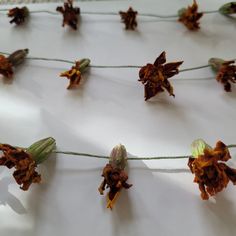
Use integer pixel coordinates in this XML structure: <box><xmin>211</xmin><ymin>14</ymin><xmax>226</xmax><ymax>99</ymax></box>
<box><xmin>0</xmin><ymin>0</ymin><xmax>236</xmax><ymax>235</ymax></box>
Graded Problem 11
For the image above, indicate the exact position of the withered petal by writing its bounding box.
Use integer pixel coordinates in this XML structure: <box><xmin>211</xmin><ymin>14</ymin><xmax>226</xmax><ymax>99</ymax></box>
<box><xmin>154</xmin><ymin>51</ymin><xmax>166</xmax><ymax>67</ymax></box>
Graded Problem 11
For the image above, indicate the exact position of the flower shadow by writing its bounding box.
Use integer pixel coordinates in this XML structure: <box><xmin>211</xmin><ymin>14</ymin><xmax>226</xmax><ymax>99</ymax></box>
<box><xmin>0</xmin><ymin>176</ymin><xmax>27</xmax><ymax>214</ymax></box>
<box><xmin>203</xmin><ymin>194</ymin><xmax>236</xmax><ymax>235</ymax></box>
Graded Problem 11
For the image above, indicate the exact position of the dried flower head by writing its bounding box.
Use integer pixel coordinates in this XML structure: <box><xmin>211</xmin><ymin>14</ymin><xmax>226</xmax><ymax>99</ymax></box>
<box><xmin>216</xmin><ymin>60</ymin><xmax>236</xmax><ymax>92</ymax></box>
<box><xmin>188</xmin><ymin>140</ymin><xmax>236</xmax><ymax>200</ymax></box>
<box><xmin>0</xmin><ymin>137</ymin><xmax>55</xmax><ymax>190</ymax></box>
<box><xmin>0</xmin><ymin>49</ymin><xmax>28</xmax><ymax>80</ymax></box>
<box><xmin>119</xmin><ymin>7</ymin><xmax>138</xmax><ymax>30</ymax></box>
<box><xmin>98</xmin><ymin>144</ymin><xmax>132</xmax><ymax>209</ymax></box>
<box><xmin>178</xmin><ymin>0</ymin><xmax>203</xmax><ymax>30</ymax></box>
<box><xmin>56</xmin><ymin>0</ymin><xmax>80</xmax><ymax>30</ymax></box>
<box><xmin>60</xmin><ymin>61</ymin><xmax>82</xmax><ymax>89</ymax></box>
<box><xmin>138</xmin><ymin>51</ymin><xmax>183</xmax><ymax>100</ymax></box>
<box><xmin>0</xmin><ymin>144</ymin><xmax>41</xmax><ymax>190</ymax></box>
<box><xmin>8</xmin><ymin>6</ymin><xmax>29</xmax><ymax>25</ymax></box>
<box><xmin>0</xmin><ymin>55</ymin><xmax>14</xmax><ymax>79</ymax></box>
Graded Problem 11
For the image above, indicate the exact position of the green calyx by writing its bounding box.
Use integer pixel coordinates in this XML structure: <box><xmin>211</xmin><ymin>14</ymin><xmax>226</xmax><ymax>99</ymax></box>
<box><xmin>191</xmin><ymin>139</ymin><xmax>212</xmax><ymax>158</ymax></box>
<box><xmin>27</xmin><ymin>137</ymin><xmax>56</xmax><ymax>164</ymax></box>
<box><xmin>109</xmin><ymin>144</ymin><xmax>127</xmax><ymax>170</ymax></box>
<box><xmin>219</xmin><ymin>2</ymin><xmax>236</xmax><ymax>15</ymax></box>
<box><xmin>178</xmin><ymin>8</ymin><xmax>186</xmax><ymax>17</ymax></box>
<box><xmin>208</xmin><ymin>57</ymin><xmax>225</xmax><ymax>72</ymax></box>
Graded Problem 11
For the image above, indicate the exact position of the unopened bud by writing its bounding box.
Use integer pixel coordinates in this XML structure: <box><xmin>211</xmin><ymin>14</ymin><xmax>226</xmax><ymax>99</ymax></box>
<box><xmin>109</xmin><ymin>144</ymin><xmax>127</xmax><ymax>170</ymax></box>
<box><xmin>7</xmin><ymin>49</ymin><xmax>29</xmax><ymax>66</ymax></box>
<box><xmin>208</xmin><ymin>57</ymin><xmax>226</xmax><ymax>72</ymax></box>
<box><xmin>219</xmin><ymin>2</ymin><xmax>236</xmax><ymax>15</ymax></box>
<box><xmin>27</xmin><ymin>137</ymin><xmax>56</xmax><ymax>164</ymax></box>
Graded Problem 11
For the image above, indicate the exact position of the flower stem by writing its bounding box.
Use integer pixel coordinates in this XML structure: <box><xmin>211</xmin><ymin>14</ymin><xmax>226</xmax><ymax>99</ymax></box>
<box><xmin>53</xmin><ymin>150</ymin><xmax>189</xmax><ymax>160</ymax></box>
<box><xmin>53</xmin><ymin>144</ymin><xmax>236</xmax><ymax>160</ymax></box>
<box><xmin>202</xmin><ymin>10</ymin><xmax>219</xmax><ymax>14</ymax></box>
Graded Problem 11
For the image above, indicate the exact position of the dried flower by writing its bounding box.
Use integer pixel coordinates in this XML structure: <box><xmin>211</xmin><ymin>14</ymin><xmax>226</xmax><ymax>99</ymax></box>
<box><xmin>8</xmin><ymin>6</ymin><xmax>29</xmax><ymax>25</ymax></box>
<box><xmin>209</xmin><ymin>58</ymin><xmax>236</xmax><ymax>92</ymax></box>
<box><xmin>178</xmin><ymin>0</ymin><xmax>203</xmax><ymax>30</ymax></box>
<box><xmin>0</xmin><ymin>49</ymin><xmax>28</xmax><ymax>79</ymax></box>
<box><xmin>219</xmin><ymin>2</ymin><xmax>236</xmax><ymax>15</ymax></box>
<box><xmin>188</xmin><ymin>139</ymin><xmax>236</xmax><ymax>200</ymax></box>
<box><xmin>138</xmin><ymin>51</ymin><xmax>183</xmax><ymax>100</ymax></box>
<box><xmin>119</xmin><ymin>7</ymin><xmax>138</xmax><ymax>30</ymax></box>
<box><xmin>216</xmin><ymin>61</ymin><xmax>236</xmax><ymax>92</ymax></box>
<box><xmin>98</xmin><ymin>144</ymin><xmax>132</xmax><ymax>209</ymax></box>
<box><xmin>60</xmin><ymin>59</ymin><xmax>90</xmax><ymax>89</ymax></box>
<box><xmin>56</xmin><ymin>0</ymin><xmax>80</xmax><ymax>30</ymax></box>
<box><xmin>0</xmin><ymin>137</ymin><xmax>56</xmax><ymax>190</ymax></box>
<box><xmin>0</xmin><ymin>55</ymin><xmax>13</xmax><ymax>79</ymax></box>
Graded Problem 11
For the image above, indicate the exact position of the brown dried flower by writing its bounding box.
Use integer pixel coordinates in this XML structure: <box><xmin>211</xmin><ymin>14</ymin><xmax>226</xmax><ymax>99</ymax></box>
<box><xmin>60</xmin><ymin>61</ymin><xmax>82</xmax><ymax>89</ymax></box>
<box><xmin>56</xmin><ymin>0</ymin><xmax>80</xmax><ymax>30</ymax></box>
<box><xmin>119</xmin><ymin>7</ymin><xmax>138</xmax><ymax>30</ymax></box>
<box><xmin>0</xmin><ymin>55</ymin><xmax>14</xmax><ymax>79</ymax></box>
<box><xmin>98</xmin><ymin>144</ymin><xmax>132</xmax><ymax>209</ymax></box>
<box><xmin>8</xmin><ymin>6</ymin><xmax>29</xmax><ymax>25</ymax></box>
<box><xmin>139</xmin><ymin>51</ymin><xmax>183</xmax><ymax>100</ymax></box>
<box><xmin>0</xmin><ymin>144</ymin><xmax>41</xmax><ymax>190</ymax></box>
<box><xmin>178</xmin><ymin>0</ymin><xmax>203</xmax><ymax>30</ymax></box>
<box><xmin>99</xmin><ymin>164</ymin><xmax>132</xmax><ymax>209</ymax></box>
<box><xmin>216</xmin><ymin>60</ymin><xmax>236</xmax><ymax>92</ymax></box>
<box><xmin>188</xmin><ymin>141</ymin><xmax>236</xmax><ymax>200</ymax></box>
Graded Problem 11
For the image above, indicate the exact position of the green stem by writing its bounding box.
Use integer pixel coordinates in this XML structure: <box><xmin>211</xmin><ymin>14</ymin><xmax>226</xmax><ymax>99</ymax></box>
<box><xmin>53</xmin><ymin>151</ymin><xmax>189</xmax><ymax>160</ymax></box>
<box><xmin>202</xmin><ymin>10</ymin><xmax>219</xmax><ymax>14</ymax></box>
<box><xmin>53</xmin><ymin>144</ymin><xmax>236</xmax><ymax>160</ymax></box>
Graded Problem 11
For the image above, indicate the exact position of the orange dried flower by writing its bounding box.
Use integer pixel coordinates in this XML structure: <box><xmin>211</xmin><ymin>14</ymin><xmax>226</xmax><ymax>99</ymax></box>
<box><xmin>216</xmin><ymin>60</ymin><xmax>236</xmax><ymax>92</ymax></box>
<box><xmin>98</xmin><ymin>164</ymin><xmax>132</xmax><ymax>209</ymax></box>
<box><xmin>178</xmin><ymin>0</ymin><xmax>203</xmax><ymax>30</ymax></box>
<box><xmin>8</xmin><ymin>6</ymin><xmax>29</xmax><ymax>25</ymax></box>
<box><xmin>0</xmin><ymin>55</ymin><xmax>14</xmax><ymax>78</ymax></box>
<box><xmin>0</xmin><ymin>144</ymin><xmax>41</xmax><ymax>190</ymax></box>
<box><xmin>60</xmin><ymin>61</ymin><xmax>82</xmax><ymax>89</ymax></box>
<box><xmin>119</xmin><ymin>7</ymin><xmax>138</xmax><ymax>30</ymax></box>
<box><xmin>98</xmin><ymin>144</ymin><xmax>132</xmax><ymax>209</ymax></box>
<box><xmin>139</xmin><ymin>51</ymin><xmax>183</xmax><ymax>100</ymax></box>
<box><xmin>188</xmin><ymin>141</ymin><xmax>236</xmax><ymax>200</ymax></box>
<box><xmin>56</xmin><ymin>0</ymin><xmax>80</xmax><ymax>30</ymax></box>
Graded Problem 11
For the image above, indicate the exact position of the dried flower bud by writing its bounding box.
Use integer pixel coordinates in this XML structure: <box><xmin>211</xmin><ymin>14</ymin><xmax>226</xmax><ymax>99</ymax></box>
<box><xmin>109</xmin><ymin>144</ymin><xmax>127</xmax><ymax>170</ymax></box>
<box><xmin>178</xmin><ymin>0</ymin><xmax>203</xmax><ymax>30</ymax></box>
<box><xmin>119</xmin><ymin>7</ymin><xmax>138</xmax><ymax>30</ymax></box>
<box><xmin>209</xmin><ymin>58</ymin><xmax>236</xmax><ymax>92</ymax></box>
<box><xmin>60</xmin><ymin>58</ymin><xmax>90</xmax><ymax>89</ymax></box>
<box><xmin>8</xmin><ymin>6</ymin><xmax>29</xmax><ymax>25</ymax></box>
<box><xmin>27</xmin><ymin>137</ymin><xmax>56</xmax><ymax>164</ymax></box>
<box><xmin>98</xmin><ymin>144</ymin><xmax>132</xmax><ymax>209</ymax></box>
<box><xmin>188</xmin><ymin>140</ymin><xmax>236</xmax><ymax>200</ymax></box>
<box><xmin>219</xmin><ymin>2</ymin><xmax>236</xmax><ymax>15</ymax></box>
<box><xmin>7</xmin><ymin>49</ymin><xmax>29</xmax><ymax>66</ymax></box>
<box><xmin>56</xmin><ymin>0</ymin><xmax>80</xmax><ymax>30</ymax></box>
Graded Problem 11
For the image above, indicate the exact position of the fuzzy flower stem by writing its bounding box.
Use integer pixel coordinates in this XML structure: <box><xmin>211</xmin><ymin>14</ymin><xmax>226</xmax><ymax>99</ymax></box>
<box><xmin>53</xmin><ymin>144</ymin><xmax>236</xmax><ymax>160</ymax></box>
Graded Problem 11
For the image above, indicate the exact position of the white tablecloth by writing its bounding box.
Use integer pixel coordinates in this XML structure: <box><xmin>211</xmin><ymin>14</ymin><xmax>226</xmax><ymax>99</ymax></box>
<box><xmin>0</xmin><ymin>0</ymin><xmax>236</xmax><ymax>235</ymax></box>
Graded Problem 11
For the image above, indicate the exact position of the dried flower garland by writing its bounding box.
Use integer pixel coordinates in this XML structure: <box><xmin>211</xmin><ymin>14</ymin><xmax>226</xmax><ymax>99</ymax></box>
<box><xmin>0</xmin><ymin>1</ymin><xmax>236</xmax><ymax>30</ymax></box>
<box><xmin>1</xmin><ymin>138</ymin><xmax>235</xmax><ymax>209</ymax></box>
<box><xmin>1</xmin><ymin>49</ymin><xmax>235</xmax><ymax>100</ymax></box>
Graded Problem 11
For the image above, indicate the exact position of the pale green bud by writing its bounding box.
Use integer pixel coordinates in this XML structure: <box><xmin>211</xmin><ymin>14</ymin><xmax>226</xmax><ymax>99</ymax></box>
<box><xmin>109</xmin><ymin>144</ymin><xmax>127</xmax><ymax>170</ymax></box>
<box><xmin>219</xmin><ymin>2</ymin><xmax>236</xmax><ymax>15</ymax></box>
<box><xmin>191</xmin><ymin>139</ymin><xmax>212</xmax><ymax>158</ymax></box>
<box><xmin>208</xmin><ymin>58</ymin><xmax>226</xmax><ymax>72</ymax></box>
<box><xmin>27</xmin><ymin>137</ymin><xmax>56</xmax><ymax>164</ymax></box>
